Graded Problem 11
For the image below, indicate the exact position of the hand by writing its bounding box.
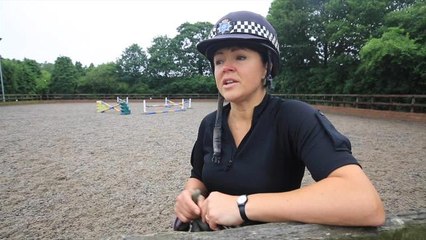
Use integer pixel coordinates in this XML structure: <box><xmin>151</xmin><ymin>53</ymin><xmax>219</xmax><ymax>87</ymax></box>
<box><xmin>200</xmin><ymin>191</ymin><xmax>244</xmax><ymax>230</ymax></box>
<box><xmin>174</xmin><ymin>189</ymin><xmax>202</xmax><ymax>223</ymax></box>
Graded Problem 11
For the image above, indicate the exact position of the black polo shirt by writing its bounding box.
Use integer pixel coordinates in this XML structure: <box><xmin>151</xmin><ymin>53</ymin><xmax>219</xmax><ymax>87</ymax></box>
<box><xmin>190</xmin><ymin>94</ymin><xmax>358</xmax><ymax>195</ymax></box>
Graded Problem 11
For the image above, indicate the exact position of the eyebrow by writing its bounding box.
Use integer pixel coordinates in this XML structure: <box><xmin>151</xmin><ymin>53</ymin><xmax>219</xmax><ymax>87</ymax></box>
<box><xmin>214</xmin><ymin>47</ymin><xmax>246</xmax><ymax>56</ymax></box>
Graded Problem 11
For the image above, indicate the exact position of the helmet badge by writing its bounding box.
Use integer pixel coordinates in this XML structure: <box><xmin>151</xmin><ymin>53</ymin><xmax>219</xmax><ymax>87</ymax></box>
<box><xmin>217</xmin><ymin>19</ymin><xmax>233</xmax><ymax>34</ymax></box>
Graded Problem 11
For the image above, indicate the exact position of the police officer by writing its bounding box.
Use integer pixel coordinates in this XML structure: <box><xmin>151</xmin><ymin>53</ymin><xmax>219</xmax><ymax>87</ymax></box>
<box><xmin>174</xmin><ymin>10</ymin><xmax>385</xmax><ymax>230</ymax></box>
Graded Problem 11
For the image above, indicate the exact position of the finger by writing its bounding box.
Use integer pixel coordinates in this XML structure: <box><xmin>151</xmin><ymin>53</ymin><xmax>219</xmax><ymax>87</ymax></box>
<box><xmin>198</xmin><ymin>198</ymin><xmax>207</xmax><ymax>222</ymax></box>
<box><xmin>176</xmin><ymin>207</ymin><xmax>199</xmax><ymax>223</ymax></box>
<box><xmin>190</xmin><ymin>199</ymin><xmax>201</xmax><ymax>215</ymax></box>
<box><xmin>180</xmin><ymin>204</ymin><xmax>200</xmax><ymax>221</ymax></box>
<box><xmin>197</xmin><ymin>195</ymin><xmax>206</xmax><ymax>209</ymax></box>
<box><xmin>208</xmin><ymin>220</ymin><xmax>219</xmax><ymax>231</ymax></box>
<box><xmin>174</xmin><ymin>202</ymin><xmax>193</xmax><ymax>223</ymax></box>
<box><xmin>175</xmin><ymin>198</ymin><xmax>200</xmax><ymax>221</ymax></box>
<box><xmin>191</xmin><ymin>189</ymin><xmax>202</xmax><ymax>203</ymax></box>
<box><xmin>175</xmin><ymin>212</ymin><xmax>190</xmax><ymax>223</ymax></box>
<box><xmin>196</xmin><ymin>195</ymin><xmax>205</xmax><ymax>205</ymax></box>
<box><xmin>186</xmin><ymin>190</ymin><xmax>202</xmax><ymax>215</ymax></box>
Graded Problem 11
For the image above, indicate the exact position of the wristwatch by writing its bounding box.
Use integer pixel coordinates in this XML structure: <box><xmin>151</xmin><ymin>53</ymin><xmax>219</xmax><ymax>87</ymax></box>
<box><xmin>237</xmin><ymin>195</ymin><xmax>249</xmax><ymax>222</ymax></box>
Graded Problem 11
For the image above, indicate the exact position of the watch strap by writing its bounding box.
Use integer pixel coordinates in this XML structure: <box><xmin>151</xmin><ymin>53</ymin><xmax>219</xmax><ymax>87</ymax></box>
<box><xmin>238</xmin><ymin>201</ymin><xmax>249</xmax><ymax>222</ymax></box>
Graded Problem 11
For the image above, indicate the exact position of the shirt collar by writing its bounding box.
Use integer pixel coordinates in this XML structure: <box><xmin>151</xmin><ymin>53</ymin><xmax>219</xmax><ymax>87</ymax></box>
<box><xmin>222</xmin><ymin>93</ymin><xmax>270</xmax><ymax>123</ymax></box>
<box><xmin>252</xmin><ymin>93</ymin><xmax>270</xmax><ymax>123</ymax></box>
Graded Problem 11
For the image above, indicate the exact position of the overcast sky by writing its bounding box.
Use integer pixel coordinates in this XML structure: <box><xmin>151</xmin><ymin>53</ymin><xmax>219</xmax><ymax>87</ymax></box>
<box><xmin>0</xmin><ymin>0</ymin><xmax>273</xmax><ymax>66</ymax></box>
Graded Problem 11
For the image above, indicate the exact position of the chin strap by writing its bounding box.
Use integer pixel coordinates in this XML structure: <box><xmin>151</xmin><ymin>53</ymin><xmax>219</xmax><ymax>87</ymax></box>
<box><xmin>264</xmin><ymin>50</ymin><xmax>274</xmax><ymax>91</ymax></box>
<box><xmin>212</xmin><ymin>93</ymin><xmax>224</xmax><ymax>164</ymax></box>
<box><xmin>266</xmin><ymin>74</ymin><xmax>274</xmax><ymax>91</ymax></box>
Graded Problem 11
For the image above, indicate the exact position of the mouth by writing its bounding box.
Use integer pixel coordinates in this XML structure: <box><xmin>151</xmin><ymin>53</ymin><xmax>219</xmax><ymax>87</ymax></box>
<box><xmin>222</xmin><ymin>79</ymin><xmax>238</xmax><ymax>87</ymax></box>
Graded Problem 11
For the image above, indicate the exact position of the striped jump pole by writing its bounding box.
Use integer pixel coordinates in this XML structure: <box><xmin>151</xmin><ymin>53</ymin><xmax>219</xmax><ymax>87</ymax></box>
<box><xmin>143</xmin><ymin>98</ymin><xmax>192</xmax><ymax>115</ymax></box>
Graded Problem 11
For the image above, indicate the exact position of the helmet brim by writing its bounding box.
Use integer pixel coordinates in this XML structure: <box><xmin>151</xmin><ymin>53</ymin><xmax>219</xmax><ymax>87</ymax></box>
<box><xmin>197</xmin><ymin>34</ymin><xmax>280</xmax><ymax>77</ymax></box>
<box><xmin>197</xmin><ymin>34</ymin><xmax>268</xmax><ymax>59</ymax></box>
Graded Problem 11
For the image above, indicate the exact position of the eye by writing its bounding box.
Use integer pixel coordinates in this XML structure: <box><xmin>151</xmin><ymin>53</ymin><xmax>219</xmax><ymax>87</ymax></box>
<box><xmin>236</xmin><ymin>55</ymin><xmax>247</xmax><ymax>61</ymax></box>
<box><xmin>214</xmin><ymin>59</ymin><xmax>224</xmax><ymax>66</ymax></box>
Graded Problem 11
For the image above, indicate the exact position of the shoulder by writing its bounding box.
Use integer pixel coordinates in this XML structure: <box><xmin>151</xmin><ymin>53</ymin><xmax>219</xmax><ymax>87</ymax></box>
<box><xmin>202</xmin><ymin>110</ymin><xmax>217</xmax><ymax>124</ymax></box>
<box><xmin>269</xmin><ymin>96</ymin><xmax>318</xmax><ymax>121</ymax></box>
<box><xmin>198</xmin><ymin>110</ymin><xmax>217</xmax><ymax>131</ymax></box>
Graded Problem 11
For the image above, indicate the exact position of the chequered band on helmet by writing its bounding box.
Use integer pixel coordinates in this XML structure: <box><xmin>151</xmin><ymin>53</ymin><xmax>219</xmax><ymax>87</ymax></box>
<box><xmin>197</xmin><ymin>11</ymin><xmax>281</xmax><ymax>77</ymax></box>
<box><xmin>208</xmin><ymin>20</ymin><xmax>280</xmax><ymax>54</ymax></box>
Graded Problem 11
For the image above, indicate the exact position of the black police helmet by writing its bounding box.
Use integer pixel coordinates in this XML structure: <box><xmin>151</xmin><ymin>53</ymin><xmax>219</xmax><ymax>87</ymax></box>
<box><xmin>197</xmin><ymin>11</ymin><xmax>280</xmax><ymax>77</ymax></box>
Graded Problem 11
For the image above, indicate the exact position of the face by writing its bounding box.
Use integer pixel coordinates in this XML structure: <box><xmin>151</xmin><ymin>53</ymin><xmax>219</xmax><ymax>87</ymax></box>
<box><xmin>213</xmin><ymin>47</ymin><xmax>267</xmax><ymax>104</ymax></box>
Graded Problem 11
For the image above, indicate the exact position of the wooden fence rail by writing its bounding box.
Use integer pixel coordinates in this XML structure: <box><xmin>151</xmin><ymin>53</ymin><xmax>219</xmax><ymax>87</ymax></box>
<box><xmin>1</xmin><ymin>93</ymin><xmax>425</xmax><ymax>113</ymax></box>
<box><xmin>276</xmin><ymin>94</ymin><xmax>426</xmax><ymax>113</ymax></box>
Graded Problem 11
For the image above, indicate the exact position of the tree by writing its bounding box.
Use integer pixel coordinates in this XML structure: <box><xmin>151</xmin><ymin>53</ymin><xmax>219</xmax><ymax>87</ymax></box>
<box><xmin>267</xmin><ymin>0</ymin><xmax>419</xmax><ymax>93</ymax></box>
<box><xmin>36</xmin><ymin>62</ymin><xmax>54</xmax><ymax>95</ymax></box>
<box><xmin>384</xmin><ymin>0</ymin><xmax>425</xmax><ymax>44</ymax></box>
<box><xmin>268</xmin><ymin>0</ymin><xmax>328</xmax><ymax>93</ymax></box>
<box><xmin>145</xmin><ymin>35</ymin><xmax>179</xmax><ymax>89</ymax></box>
<box><xmin>50</xmin><ymin>56</ymin><xmax>78</xmax><ymax>94</ymax></box>
<box><xmin>0</xmin><ymin>58</ymin><xmax>40</xmax><ymax>94</ymax></box>
<box><xmin>1</xmin><ymin>59</ymin><xmax>20</xmax><ymax>94</ymax></box>
<box><xmin>74</xmin><ymin>61</ymin><xmax>86</xmax><ymax>79</ymax></box>
<box><xmin>21</xmin><ymin>59</ymin><xmax>41</xmax><ymax>93</ymax></box>
<box><xmin>35</xmin><ymin>69</ymin><xmax>51</xmax><ymax>95</ymax></box>
<box><xmin>356</xmin><ymin>28</ymin><xmax>425</xmax><ymax>94</ymax></box>
<box><xmin>351</xmin><ymin>1</ymin><xmax>425</xmax><ymax>94</ymax></box>
<box><xmin>174</xmin><ymin>22</ymin><xmax>213</xmax><ymax>77</ymax></box>
<box><xmin>116</xmin><ymin>43</ymin><xmax>148</xmax><ymax>86</ymax></box>
<box><xmin>145</xmin><ymin>22</ymin><xmax>213</xmax><ymax>93</ymax></box>
<box><xmin>77</xmin><ymin>62</ymin><xmax>127</xmax><ymax>93</ymax></box>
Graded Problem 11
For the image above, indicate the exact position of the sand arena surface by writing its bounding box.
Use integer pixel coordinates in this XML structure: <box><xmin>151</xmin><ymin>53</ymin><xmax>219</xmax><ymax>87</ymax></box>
<box><xmin>0</xmin><ymin>100</ymin><xmax>425</xmax><ymax>239</ymax></box>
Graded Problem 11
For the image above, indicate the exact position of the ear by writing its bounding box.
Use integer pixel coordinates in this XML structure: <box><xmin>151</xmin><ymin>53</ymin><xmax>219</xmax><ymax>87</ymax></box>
<box><xmin>262</xmin><ymin>63</ymin><xmax>267</xmax><ymax>78</ymax></box>
<box><xmin>263</xmin><ymin>62</ymin><xmax>272</xmax><ymax>79</ymax></box>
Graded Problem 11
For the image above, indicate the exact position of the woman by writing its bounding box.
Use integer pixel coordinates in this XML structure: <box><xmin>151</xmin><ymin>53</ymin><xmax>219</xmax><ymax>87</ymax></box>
<box><xmin>174</xmin><ymin>10</ymin><xmax>385</xmax><ymax>231</ymax></box>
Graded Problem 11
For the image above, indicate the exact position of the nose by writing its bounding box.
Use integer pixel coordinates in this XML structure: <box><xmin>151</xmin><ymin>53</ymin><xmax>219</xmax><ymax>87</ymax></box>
<box><xmin>221</xmin><ymin>60</ymin><xmax>235</xmax><ymax>72</ymax></box>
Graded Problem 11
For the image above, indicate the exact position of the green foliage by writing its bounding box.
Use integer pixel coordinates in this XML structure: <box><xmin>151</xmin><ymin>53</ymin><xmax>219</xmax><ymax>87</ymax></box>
<box><xmin>174</xmin><ymin>22</ymin><xmax>213</xmax><ymax>76</ymax></box>
<box><xmin>35</xmin><ymin>70</ymin><xmax>51</xmax><ymax>94</ymax></box>
<box><xmin>268</xmin><ymin>0</ymin><xmax>319</xmax><ymax>68</ymax></box>
<box><xmin>384</xmin><ymin>1</ymin><xmax>426</xmax><ymax>43</ymax></box>
<box><xmin>3</xmin><ymin>2</ymin><xmax>425</xmax><ymax>95</ymax></box>
<box><xmin>146</xmin><ymin>35</ymin><xmax>179</xmax><ymax>80</ymax></box>
<box><xmin>50</xmin><ymin>56</ymin><xmax>78</xmax><ymax>94</ymax></box>
<box><xmin>77</xmin><ymin>62</ymin><xmax>125</xmax><ymax>94</ymax></box>
<box><xmin>1</xmin><ymin>59</ymin><xmax>19</xmax><ymax>94</ymax></box>
<box><xmin>1</xmin><ymin>58</ymin><xmax>40</xmax><ymax>94</ymax></box>
<box><xmin>74</xmin><ymin>61</ymin><xmax>86</xmax><ymax>78</ymax></box>
<box><xmin>268</xmin><ymin>0</ymin><xmax>425</xmax><ymax>94</ymax></box>
<box><xmin>357</xmin><ymin>27</ymin><xmax>425</xmax><ymax>93</ymax></box>
<box><xmin>158</xmin><ymin>76</ymin><xmax>217</xmax><ymax>94</ymax></box>
<box><xmin>116</xmin><ymin>44</ymin><xmax>148</xmax><ymax>86</ymax></box>
<box><xmin>128</xmin><ymin>82</ymin><xmax>150</xmax><ymax>94</ymax></box>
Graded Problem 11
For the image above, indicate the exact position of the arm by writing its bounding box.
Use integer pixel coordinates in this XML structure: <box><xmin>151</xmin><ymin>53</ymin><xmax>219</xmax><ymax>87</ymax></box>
<box><xmin>202</xmin><ymin>165</ymin><xmax>385</xmax><ymax>229</ymax></box>
<box><xmin>247</xmin><ymin>164</ymin><xmax>385</xmax><ymax>226</ymax></box>
<box><xmin>175</xmin><ymin>117</ymin><xmax>211</xmax><ymax>223</ymax></box>
<box><xmin>174</xmin><ymin>177</ymin><xmax>208</xmax><ymax>223</ymax></box>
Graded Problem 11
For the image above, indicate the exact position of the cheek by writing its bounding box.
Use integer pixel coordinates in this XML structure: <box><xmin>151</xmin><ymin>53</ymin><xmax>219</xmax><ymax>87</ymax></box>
<box><xmin>214</xmin><ymin>69</ymin><xmax>220</xmax><ymax>84</ymax></box>
<box><xmin>250</xmin><ymin>64</ymin><xmax>267</xmax><ymax>81</ymax></box>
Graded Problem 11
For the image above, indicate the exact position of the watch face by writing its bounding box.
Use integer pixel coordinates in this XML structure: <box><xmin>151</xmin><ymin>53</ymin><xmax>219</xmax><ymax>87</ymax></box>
<box><xmin>237</xmin><ymin>195</ymin><xmax>247</xmax><ymax>204</ymax></box>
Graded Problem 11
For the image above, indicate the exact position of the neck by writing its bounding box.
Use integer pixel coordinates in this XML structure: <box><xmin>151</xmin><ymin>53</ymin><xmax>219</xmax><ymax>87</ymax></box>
<box><xmin>229</xmin><ymin>91</ymin><xmax>266</xmax><ymax>122</ymax></box>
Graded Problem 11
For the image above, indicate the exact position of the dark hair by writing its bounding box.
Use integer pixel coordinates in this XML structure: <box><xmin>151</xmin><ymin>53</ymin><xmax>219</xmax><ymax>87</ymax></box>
<box><xmin>209</xmin><ymin>42</ymin><xmax>269</xmax><ymax>71</ymax></box>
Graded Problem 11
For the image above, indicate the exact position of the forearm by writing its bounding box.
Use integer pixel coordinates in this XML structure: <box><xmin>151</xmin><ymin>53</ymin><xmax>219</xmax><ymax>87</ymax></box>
<box><xmin>246</xmin><ymin>165</ymin><xmax>385</xmax><ymax>226</ymax></box>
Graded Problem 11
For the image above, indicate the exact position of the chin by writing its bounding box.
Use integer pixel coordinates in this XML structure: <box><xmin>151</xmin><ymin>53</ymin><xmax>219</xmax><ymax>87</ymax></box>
<box><xmin>222</xmin><ymin>93</ymin><xmax>243</xmax><ymax>103</ymax></box>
